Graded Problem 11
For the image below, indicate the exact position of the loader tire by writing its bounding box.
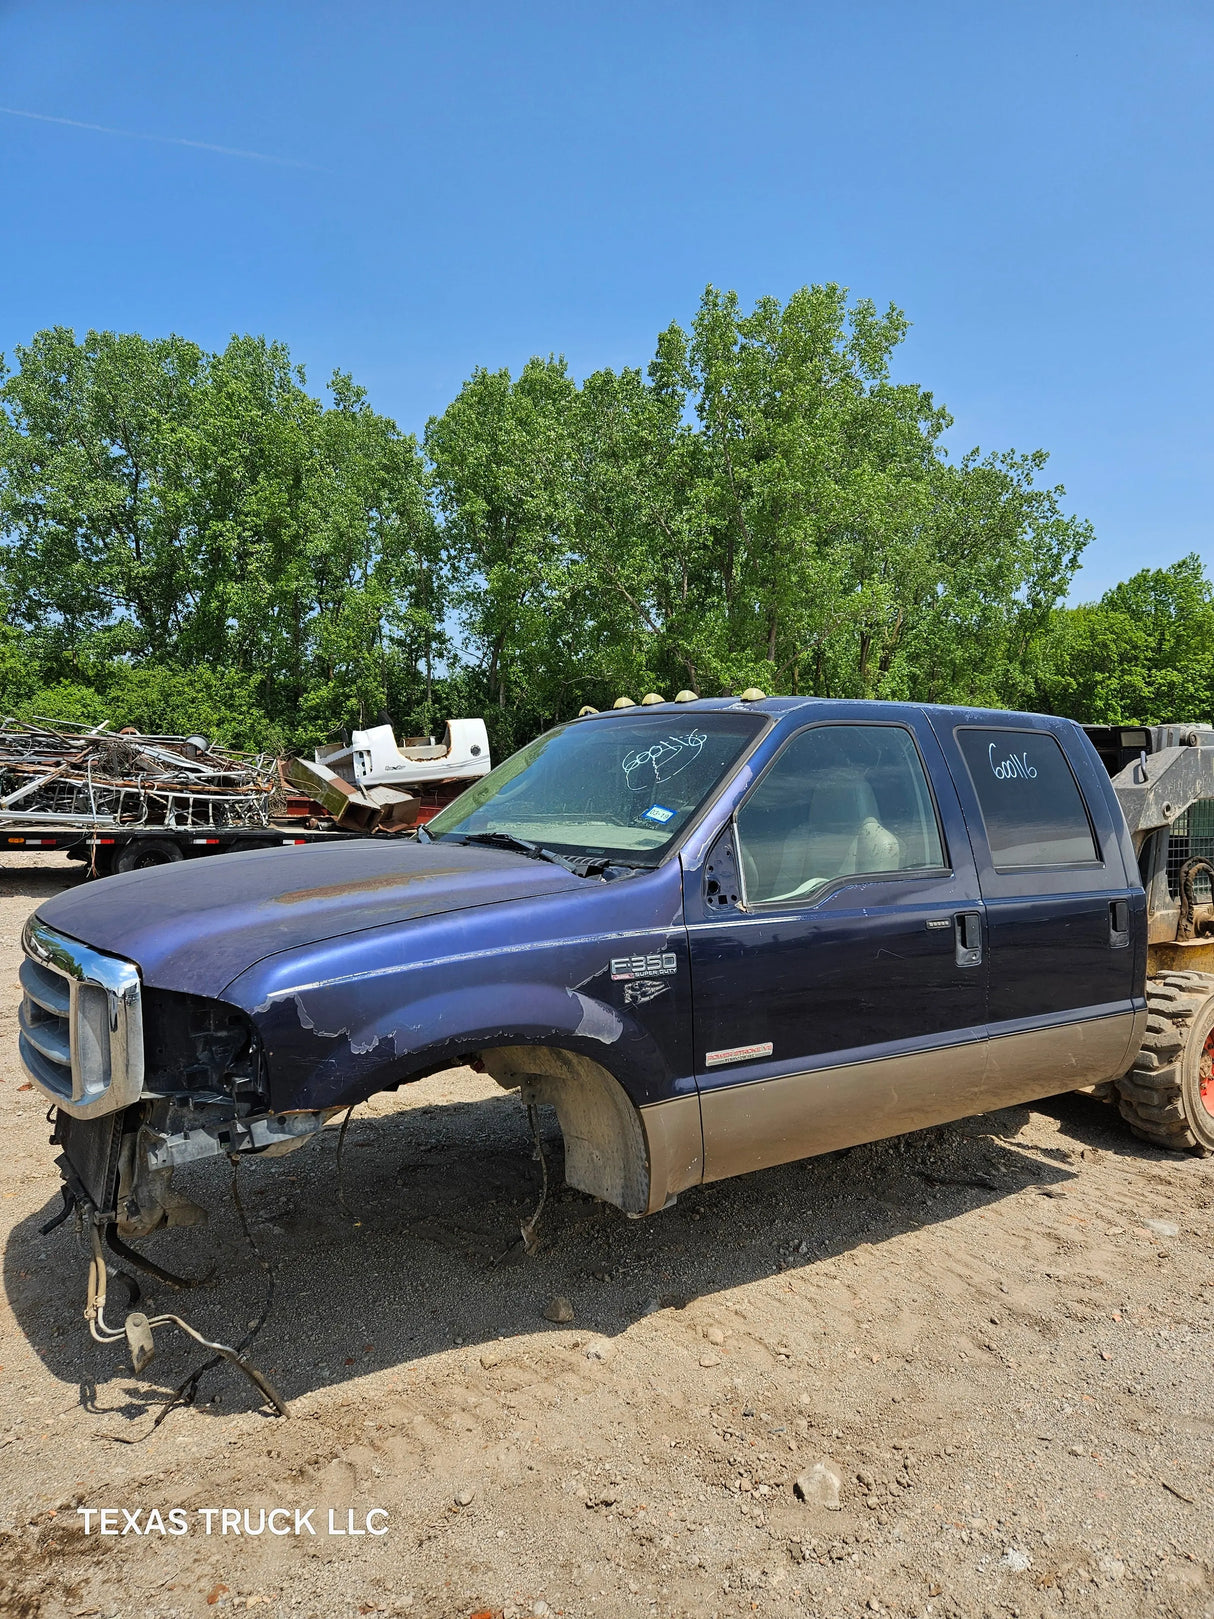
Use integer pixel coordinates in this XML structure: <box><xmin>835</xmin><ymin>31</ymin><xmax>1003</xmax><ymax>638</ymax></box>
<box><xmin>1116</xmin><ymin>972</ymin><xmax>1214</xmax><ymax>1154</ymax></box>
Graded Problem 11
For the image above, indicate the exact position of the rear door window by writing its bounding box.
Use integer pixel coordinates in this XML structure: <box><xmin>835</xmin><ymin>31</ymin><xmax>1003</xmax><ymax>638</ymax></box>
<box><xmin>956</xmin><ymin>728</ymin><xmax>1098</xmax><ymax>869</ymax></box>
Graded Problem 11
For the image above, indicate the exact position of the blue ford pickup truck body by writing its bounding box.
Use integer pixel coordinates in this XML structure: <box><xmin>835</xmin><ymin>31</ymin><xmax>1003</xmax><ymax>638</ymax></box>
<box><xmin>19</xmin><ymin>696</ymin><xmax>1149</xmax><ymax>1230</ymax></box>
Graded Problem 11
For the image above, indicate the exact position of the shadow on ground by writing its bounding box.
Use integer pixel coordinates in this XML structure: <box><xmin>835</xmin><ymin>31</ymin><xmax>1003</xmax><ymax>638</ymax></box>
<box><xmin>0</xmin><ymin>861</ymin><xmax>87</xmax><ymax>901</ymax></box>
<box><xmin>5</xmin><ymin>1069</ymin><xmax>1160</xmax><ymax>1435</ymax></box>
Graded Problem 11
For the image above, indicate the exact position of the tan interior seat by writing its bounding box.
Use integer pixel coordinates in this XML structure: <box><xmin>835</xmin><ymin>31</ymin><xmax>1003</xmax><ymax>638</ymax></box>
<box><xmin>749</xmin><ymin>773</ymin><xmax>901</xmax><ymax>901</ymax></box>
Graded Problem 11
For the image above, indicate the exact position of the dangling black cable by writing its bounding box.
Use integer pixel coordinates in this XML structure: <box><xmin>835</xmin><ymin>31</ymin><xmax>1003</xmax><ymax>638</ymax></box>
<box><xmin>335</xmin><ymin>1103</ymin><xmax>358</xmax><ymax>1220</ymax></box>
<box><xmin>108</xmin><ymin>1155</ymin><xmax>285</xmax><ymax>1440</ymax></box>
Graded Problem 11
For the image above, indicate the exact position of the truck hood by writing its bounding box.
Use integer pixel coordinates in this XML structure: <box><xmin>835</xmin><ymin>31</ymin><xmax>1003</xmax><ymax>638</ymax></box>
<box><xmin>35</xmin><ymin>839</ymin><xmax>584</xmax><ymax>998</ymax></box>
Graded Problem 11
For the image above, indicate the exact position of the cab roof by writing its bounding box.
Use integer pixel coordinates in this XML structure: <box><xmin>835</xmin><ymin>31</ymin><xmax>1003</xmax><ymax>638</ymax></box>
<box><xmin>570</xmin><ymin>694</ymin><xmax>1079</xmax><ymax>730</ymax></box>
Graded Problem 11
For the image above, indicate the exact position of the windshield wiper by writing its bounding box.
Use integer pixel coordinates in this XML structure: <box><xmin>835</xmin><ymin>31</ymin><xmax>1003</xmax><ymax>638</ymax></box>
<box><xmin>450</xmin><ymin>831</ymin><xmax>564</xmax><ymax>865</ymax></box>
<box><xmin>448</xmin><ymin>831</ymin><xmax>624</xmax><ymax>878</ymax></box>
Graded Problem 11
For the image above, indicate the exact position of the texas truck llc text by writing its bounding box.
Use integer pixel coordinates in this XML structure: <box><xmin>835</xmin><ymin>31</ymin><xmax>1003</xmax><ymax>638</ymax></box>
<box><xmin>75</xmin><ymin>1508</ymin><xmax>390</xmax><ymax>1537</ymax></box>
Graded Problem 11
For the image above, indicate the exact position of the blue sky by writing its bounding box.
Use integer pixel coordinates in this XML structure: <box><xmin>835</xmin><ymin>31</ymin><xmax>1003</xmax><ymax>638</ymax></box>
<box><xmin>0</xmin><ymin>0</ymin><xmax>1209</xmax><ymax>597</ymax></box>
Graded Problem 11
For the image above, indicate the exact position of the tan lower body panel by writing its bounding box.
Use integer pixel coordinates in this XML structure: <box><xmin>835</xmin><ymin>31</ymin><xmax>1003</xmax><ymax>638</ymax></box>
<box><xmin>983</xmin><ymin>1009</ymin><xmax>1145</xmax><ymax>1105</ymax></box>
<box><xmin>700</xmin><ymin>1011</ymin><xmax>1144</xmax><ymax>1183</ymax></box>
<box><xmin>638</xmin><ymin>1094</ymin><xmax>704</xmax><ymax>1214</ymax></box>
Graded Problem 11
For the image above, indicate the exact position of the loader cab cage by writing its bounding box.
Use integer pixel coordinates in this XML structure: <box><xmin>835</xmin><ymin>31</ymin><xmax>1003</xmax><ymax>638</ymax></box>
<box><xmin>1082</xmin><ymin>721</ymin><xmax>1214</xmax><ymax>944</ymax></box>
<box><xmin>1165</xmin><ymin>801</ymin><xmax>1214</xmax><ymax>898</ymax></box>
<box><xmin>1082</xmin><ymin>725</ymin><xmax>1152</xmax><ymax>778</ymax></box>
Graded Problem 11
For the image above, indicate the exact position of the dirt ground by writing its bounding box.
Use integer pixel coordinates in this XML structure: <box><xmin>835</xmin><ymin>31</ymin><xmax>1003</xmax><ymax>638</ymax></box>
<box><xmin>0</xmin><ymin>855</ymin><xmax>1212</xmax><ymax>1619</ymax></box>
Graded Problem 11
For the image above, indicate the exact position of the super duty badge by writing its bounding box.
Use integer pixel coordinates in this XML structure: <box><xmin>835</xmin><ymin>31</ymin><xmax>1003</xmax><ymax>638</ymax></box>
<box><xmin>611</xmin><ymin>951</ymin><xmax>677</xmax><ymax>981</ymax></box>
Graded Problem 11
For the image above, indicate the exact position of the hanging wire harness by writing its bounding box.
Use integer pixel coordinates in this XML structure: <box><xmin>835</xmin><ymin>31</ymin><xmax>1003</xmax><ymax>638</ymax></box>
<box><xmin>519</xmin><ymin>1102</ymin><xmax>549</xmax><ymax>1254</ymax></box>
<box><xmin>492</xmin><ymin>1101</ymin><xmax>550</xmax><ymax>1265</ymax></box>
<box><xmin>81</xmin><ymin>1161</ymin><xmax>290</xmax><ymax>1425</ymax></box>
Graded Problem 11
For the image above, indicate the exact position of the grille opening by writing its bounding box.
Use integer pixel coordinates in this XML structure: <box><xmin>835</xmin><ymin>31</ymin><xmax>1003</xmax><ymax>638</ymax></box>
<box><xmin>18</xmin><ymin>956</ymin><xmax>74</xmax><ymax>1096</ymax></box>
<box><xmin>1166</xmin><ymin>798</ymin><xmax>1214</xmax><ymax>896</ymax></box>
<box><xmin>19</xmin><ymin>920</ymin><xmax>144</xmax><ymax>1117</ymax></box>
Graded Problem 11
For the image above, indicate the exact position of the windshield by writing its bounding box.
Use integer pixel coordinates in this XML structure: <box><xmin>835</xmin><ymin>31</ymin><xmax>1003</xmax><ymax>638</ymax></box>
<box><xmin>426</xmin><ymin>712</ymin><xmax>764</xmax><ymax>864</ymax></box>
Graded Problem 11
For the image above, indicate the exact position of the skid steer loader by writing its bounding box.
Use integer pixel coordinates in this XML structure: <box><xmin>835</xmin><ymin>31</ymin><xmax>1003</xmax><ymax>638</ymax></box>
<box><xmin>1086</xmin><ymin>722</ymin><xmax>1214</xmax><ymax>1153</ymax></box>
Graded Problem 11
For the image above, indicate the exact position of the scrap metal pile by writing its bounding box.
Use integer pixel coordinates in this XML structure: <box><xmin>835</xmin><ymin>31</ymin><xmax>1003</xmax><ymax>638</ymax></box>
<box><xmin>0</xmin><ymin>718</ymin><xmax>277</xmax><ymax>830</ymax></box>
<box><xmin>283</xmin><ymin>753</ymin><xmax>417</xmax><ymax>830</ymax></box>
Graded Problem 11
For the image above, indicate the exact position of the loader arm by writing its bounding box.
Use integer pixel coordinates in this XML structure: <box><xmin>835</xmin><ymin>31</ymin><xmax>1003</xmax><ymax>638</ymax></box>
<box><xmin>1090</xmin><ymin>724</ymin><xmax>1214</xmax><ymax>961</ymax></box>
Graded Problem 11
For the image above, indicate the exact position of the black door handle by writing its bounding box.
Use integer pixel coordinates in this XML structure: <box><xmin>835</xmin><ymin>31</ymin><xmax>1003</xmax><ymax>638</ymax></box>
<box><xmin>955</xmin><ymin>911</ymin><xmax>983</xmax><ymax>968</ymax></box>
<box><xmin>1109</xmin><ymin>899</ymin><xmax>1130</xmax><ymax>949</ymax></box>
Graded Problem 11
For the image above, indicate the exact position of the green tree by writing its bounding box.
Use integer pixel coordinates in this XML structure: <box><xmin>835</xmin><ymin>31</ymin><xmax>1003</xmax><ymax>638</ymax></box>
<box><xmin>1041</xmin><ymin>556</ymin><xmax>1214</xmax><ymax>723</ymax></box>
<box><xmin>0</xmin><ymin>327</ymin><xmax>204</xmax><ymax>671</ymax></box>
<box><xmin>432</xmin><ymin>285</ymin><xmax>1092</xmax><ymax>717</ymax></box>
<box><xmin>0</xmin><ymin>328</ymin><xmax>441</xmax><ymax>747</ymax></box>
<box><xmin>0</xmin><ymin>292</ymin><xmax>1103</xmax><ymax>756</ymax></box>
<box><xmin>658</xmin><ymin>285</ymin><xmax>1091</xmax><ymax>704</ymax></box>
<box><xmin>425</xmin><ymin>356</ymin><xmax>579</xmax><ymax>745</ymax></box>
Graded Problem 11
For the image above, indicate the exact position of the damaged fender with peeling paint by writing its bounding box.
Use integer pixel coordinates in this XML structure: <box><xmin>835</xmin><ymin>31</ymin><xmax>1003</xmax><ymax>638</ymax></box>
<box><xmin>220</xmin><ymin>859</ymin><xmax>693</xmax><ymax>1114</ymax></box>
<box><xmin>29</xmin><ymin>830</ymin><xmax>705</xmax><ymax>1221</ymax></box>
<box><xmin>35</xmin><ymin>835</ymin><xmax>698</xmax><ymax>1115</ymax></box>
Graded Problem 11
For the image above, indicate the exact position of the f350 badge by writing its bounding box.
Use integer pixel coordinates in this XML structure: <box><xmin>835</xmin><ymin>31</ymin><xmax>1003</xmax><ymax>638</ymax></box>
<box><xmin>611</xmin><ymin>951</ymin><xmax>677</xmax><ymax>981</ymax></box>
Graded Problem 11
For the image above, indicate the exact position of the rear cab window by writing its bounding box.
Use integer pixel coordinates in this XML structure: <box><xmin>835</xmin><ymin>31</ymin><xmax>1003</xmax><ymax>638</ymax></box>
<box><xmin>955</xmin><ymin>728</ymin><xmax>1099</xmax><ymax>869</ymax></box>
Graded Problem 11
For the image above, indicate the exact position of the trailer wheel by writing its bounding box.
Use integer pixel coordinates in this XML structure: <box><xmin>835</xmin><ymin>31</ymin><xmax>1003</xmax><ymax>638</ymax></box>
<box><xmin>115</xmin><ymin>840</ymin><xmax>186</xmax><ymax>874</ymax></box>
<box><xmin>1116</xmin><ymin>973</ymin><xmax>1214</xmax><ymax>1155</ymax></box>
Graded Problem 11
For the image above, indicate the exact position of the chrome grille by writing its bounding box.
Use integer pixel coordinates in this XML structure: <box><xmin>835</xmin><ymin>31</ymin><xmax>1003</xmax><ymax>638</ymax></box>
<box><xmin>18</xmin><ymin>919</ymin><xmax>144</xmax><ymax>1117</ymax></box>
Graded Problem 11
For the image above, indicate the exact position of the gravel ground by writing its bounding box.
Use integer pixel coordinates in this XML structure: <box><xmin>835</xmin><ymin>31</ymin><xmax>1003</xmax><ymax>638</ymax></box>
<box><xmin>0</xmin><ymin>854</ymin><xmax>1211</xmax><ymax>1619</ymax></box>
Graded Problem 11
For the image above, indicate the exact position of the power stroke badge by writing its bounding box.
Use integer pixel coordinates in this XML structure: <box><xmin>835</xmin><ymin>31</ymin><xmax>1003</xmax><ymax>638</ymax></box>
<box><xmin>705</xmin><ymin>1041</ymin><xmax>774</xmax><ymax>1066</ymax></box>
<box><xmin>610</xmin><ymin>951</ymin><xmax>678</xmax><ymax>981</ymax></box>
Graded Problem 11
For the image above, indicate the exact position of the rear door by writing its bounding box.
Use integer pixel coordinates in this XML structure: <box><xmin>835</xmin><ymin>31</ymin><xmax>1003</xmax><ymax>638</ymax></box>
<box><xmin>929</xmin><ymin>715</ymin><xmax>1145</xmax><ymax>1095</ymax></box>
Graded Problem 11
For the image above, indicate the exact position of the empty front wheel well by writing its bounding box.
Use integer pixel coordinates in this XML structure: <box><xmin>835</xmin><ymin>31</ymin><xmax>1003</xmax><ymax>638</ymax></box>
<box><xmin>479</xmin><ymin>1044</ymin><xmax>656</xmax><ymax>1215</ymax></box>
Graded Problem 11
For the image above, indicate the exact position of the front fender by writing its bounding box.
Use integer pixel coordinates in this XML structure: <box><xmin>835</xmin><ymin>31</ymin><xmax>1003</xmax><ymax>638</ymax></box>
<box><xmin>241</xmin><ymin>976</ymin><xmax>672</xmax><ymax>1113</ymax></box>
<box><xmin>220</xmin><ymin>866</ymin><xmax>692</xmax><ymax>1112</ymax></box>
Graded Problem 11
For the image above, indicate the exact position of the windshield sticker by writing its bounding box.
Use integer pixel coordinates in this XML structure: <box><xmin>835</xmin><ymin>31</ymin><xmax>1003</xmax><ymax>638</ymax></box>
<box><xmin>611</xmin><ymin>951</ymin><xmax>677</xmax><ymax>981</ymax></box>
<box><xmin>623</xmin><ymin>730</ymin><xmax>707</xmax><ymax>792</ymax></box>
<box><xmin>641</xmin><ymin>803</ymin><xmax>675</xmax><ymax>825</ymax></box>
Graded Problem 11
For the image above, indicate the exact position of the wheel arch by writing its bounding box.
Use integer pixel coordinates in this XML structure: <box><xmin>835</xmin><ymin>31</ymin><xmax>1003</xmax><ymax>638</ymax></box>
<box><xmin>479</xmin><ymin>1043</ymin><xmax>702</xmax><ymax>1216</ymax></box>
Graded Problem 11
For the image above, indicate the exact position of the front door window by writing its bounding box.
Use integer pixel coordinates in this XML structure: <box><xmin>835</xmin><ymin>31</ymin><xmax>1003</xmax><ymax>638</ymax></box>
<box><xmin>735</xmin><ymin>723</ymin><xmax>946</xmax><ymax>905</ymax></box>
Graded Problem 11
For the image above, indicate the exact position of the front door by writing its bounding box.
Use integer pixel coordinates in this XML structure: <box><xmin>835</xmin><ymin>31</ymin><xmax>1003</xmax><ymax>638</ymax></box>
<box><xmin>687</xmin><ymin>718</ymin><xmax>991</xmax><ymax>1182</ymax></box>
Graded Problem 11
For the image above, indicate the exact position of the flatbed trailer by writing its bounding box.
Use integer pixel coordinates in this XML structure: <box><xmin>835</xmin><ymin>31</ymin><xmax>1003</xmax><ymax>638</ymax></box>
<box><xmin>0</xmin><ymin>715</ymin><xmax>487</xmax><ymax>877</ymax></box>
<box><xmin>1</xmin><ymin>821</ymin><xmax>360</xmax><ymax>876</ymax></box>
